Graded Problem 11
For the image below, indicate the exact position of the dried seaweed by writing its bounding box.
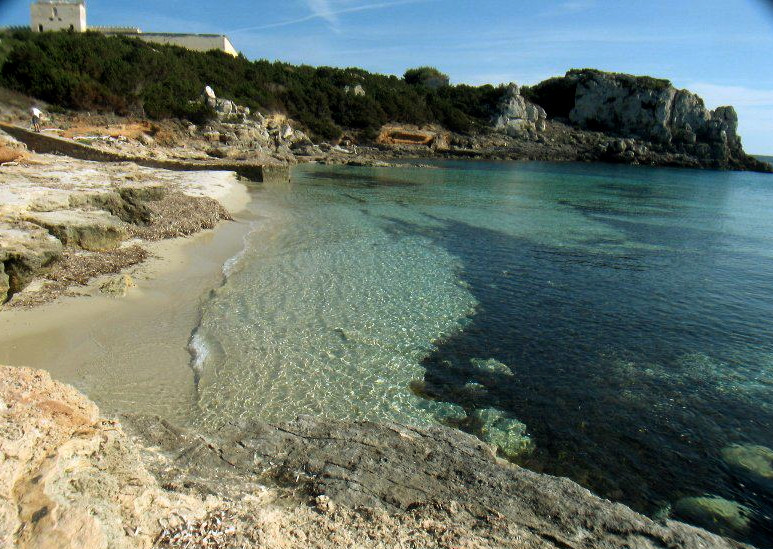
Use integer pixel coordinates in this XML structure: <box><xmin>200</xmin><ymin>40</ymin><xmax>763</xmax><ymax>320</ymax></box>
<box><xmin>9</xmin><ymin>246</ymin><xmax>148</xmax><ymax>308</ymax></box>
<box><xmin>130</xmin><ymin>191</ymin><xmax>232</xmax><ymax>241</ymax></box>
<box><xmin>155</xmin><ymin>509</ymin><xmax>236</xmax><ymax>548</ymax></box>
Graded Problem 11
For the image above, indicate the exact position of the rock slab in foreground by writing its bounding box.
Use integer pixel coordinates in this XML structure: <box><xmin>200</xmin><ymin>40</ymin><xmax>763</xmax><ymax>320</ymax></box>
<box><xmin>124</xmin><ymin>413</ymin><xmax>751</xmax><ymax>548</ymax></box>
<box><xmin>0</xmin><ymin>363</ymin><xmax>756</xmax><ymax>548</ymax></box>
<box><xmin>0</xmin><ymin>366</ymin><xmax>210</xmax><ymax>549</ymax></box>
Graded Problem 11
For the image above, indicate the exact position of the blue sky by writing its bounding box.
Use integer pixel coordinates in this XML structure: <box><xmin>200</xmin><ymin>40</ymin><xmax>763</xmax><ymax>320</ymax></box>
<box><xmin>2</xmin><ymin>0</ymin><xmax>772</xmax><ymax>152</ymax></box>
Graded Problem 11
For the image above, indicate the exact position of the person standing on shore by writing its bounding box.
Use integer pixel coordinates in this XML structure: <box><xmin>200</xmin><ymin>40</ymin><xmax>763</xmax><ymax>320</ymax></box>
<box><xmin>30</xmin><ymin>106</ymin><xmax>42</xmax><ymax>132</ymax></box>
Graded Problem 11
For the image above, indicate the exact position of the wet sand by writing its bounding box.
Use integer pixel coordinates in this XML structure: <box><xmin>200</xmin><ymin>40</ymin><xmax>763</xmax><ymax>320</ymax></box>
<box><xmin>0</xmin><ymin>175</ymin><xmax>255</xmax><ymax>425</ymax></box>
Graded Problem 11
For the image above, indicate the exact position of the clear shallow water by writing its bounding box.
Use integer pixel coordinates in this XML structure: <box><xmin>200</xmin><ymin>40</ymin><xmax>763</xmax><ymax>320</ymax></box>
<box><xmin>192</xmin><ymin>161</ymin><xmax>773</xmax><ymax>545</ymax></box>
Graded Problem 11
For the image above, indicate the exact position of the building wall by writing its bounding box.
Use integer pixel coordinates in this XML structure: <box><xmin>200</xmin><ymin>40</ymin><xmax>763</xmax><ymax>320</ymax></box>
<box><xmin>130</xmin><ymin>34</ymin><xmax>238</xmax><ymax>57</ymax></box>
<box><xmin>31</xmin><ymin>1</ymin><xmax>86</xmax><ymax>33</ymax></box>
<box><xmin>28</xmin><ymin>2</ymin><xmax>238</xmax><ymax>56</ymax></box>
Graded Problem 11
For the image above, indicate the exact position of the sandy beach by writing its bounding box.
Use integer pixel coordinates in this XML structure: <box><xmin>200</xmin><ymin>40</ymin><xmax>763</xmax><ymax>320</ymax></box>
<box><xmin>0</xmin><ymin>168</ymin><xmax>254</xmax><ymax>424</ymax></box>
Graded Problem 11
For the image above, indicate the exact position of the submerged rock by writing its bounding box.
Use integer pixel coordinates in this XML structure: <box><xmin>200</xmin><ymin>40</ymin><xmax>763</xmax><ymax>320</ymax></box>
<box><xmin>674</xmin><ymin>496</ymin><xmax>752</xmax><ymax>537</ymax></box>
<box><xmin>470</xmin><ymin>357</ymin><xmax>514</xmax><ymax>377</ymax></box>
<box><xmin>431</xmin><ymin>401</ymin><xmax>467</xmax><ymax>424</ymax></box>
<box><xmin>721</xmin><ymin>444</ymin><xmax>773</xmax><ymax>481</ymax></box>
<box><xmin>469</xmin><ymin>407</ymin><xmax>534</xmax><ymax>459</ymax></box>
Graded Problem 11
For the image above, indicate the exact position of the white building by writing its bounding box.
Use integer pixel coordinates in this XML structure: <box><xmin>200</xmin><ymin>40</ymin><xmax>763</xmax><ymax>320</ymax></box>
<box><xmin>31</xmin><ymin>0</ymin><xmax>86</xmax><ymax>33</ymax></box>
<box><xmin>28</xmin><ymin>1</ymin><xmax>238</xmax><ymax>57</ymax></box>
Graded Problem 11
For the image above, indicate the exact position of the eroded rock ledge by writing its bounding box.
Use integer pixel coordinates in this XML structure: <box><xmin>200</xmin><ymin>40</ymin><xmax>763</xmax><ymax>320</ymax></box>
<box><xmin>0</xmin><ymin>364</ymin><xmax>751</xmax><ymax>548</ymax></box>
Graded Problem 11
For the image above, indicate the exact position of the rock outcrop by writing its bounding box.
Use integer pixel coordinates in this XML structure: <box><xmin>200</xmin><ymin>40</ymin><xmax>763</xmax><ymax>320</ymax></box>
<box><xmin>568</xmin><ymin>70</ymin><xmax>739</xmax><ymax>150</ymax></box>
<box><xmin>492</xmin><ymin>83</ymin><xmax>547</xmax><ymax>138</ymax></box>
<box><xmin>0</xmin><ymin>222</ymin><xmax>63</xmax><ymax>303</ymax></box>
<box><xmin>343</xmin><ymin>84</ymin><xmax>366</xmax><ymax>97</ymax></box>
<box><xmin>124</xmin><ymin>413</ymin><xmax>751</xmax><ymax>548</ymax></box>
<box><xmin>518</xmin><ymin>69</ymin><xmax>771</xmax><ymax>172</ymax></box>
<box><xmin>0</xmin><ymin>366</ymin><xmax>211</xmax><ymax>549</ymax></box>
<box><xmin>26</xmin><ymin>210</ymin><xmax>128</xmax><ymax>251</ymax></box>
<box><xmin>377</xmin><ymin>124</ymin><xmax>450</xmax><ymax>149</ymax></box>
<box><xmin>0</xmin><ymin>153</ymin><xmax>235</xmax><ymax>307</ymax></box>
<box><xmin>0</xmin><ymin>364</ymin><xmax>754</xmax><ymax>548</ymax></box>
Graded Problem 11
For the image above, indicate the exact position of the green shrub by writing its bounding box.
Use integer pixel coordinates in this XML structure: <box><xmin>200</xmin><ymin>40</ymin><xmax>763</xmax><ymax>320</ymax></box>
<box><xmin>0</xmin><ymin>31</ymin><xmax>502</xmax><ymax>139</ymax></box>
<box><xmin>404</xmin><ymin>66</ymin><xmax>450</xmax><ymax>89</ymax></box>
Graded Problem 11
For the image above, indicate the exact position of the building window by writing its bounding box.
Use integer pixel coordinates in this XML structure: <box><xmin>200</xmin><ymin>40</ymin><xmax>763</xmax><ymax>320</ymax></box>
<box><xmin>53</xmin><ymin>7</ymin><xmax>58</xmax><ymax>16</ymax></box>
<box><xmin>69</xmin><ymin>24</ymin><xmax>74</xmax><ymax>31</ymax></box>
<box><xmin>38</xmin><ymin>24</ymin><xmax>44</xmax><ymax>32</ymax></box>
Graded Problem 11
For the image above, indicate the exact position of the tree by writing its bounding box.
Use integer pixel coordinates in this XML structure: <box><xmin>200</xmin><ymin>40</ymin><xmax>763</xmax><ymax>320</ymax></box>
<box><xmin>403</xmin><ymin>67</ymin><xmax>450</xmax><ymax>89</ymax></box>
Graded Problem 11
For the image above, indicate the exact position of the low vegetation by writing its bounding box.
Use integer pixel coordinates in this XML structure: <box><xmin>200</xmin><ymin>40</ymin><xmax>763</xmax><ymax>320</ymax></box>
<box><xmin>0</xmin><ymin>29</ymin><xmax>503</xmax><ymax>139</ymax></box>
<box><xmin>0</xmin><ymin>30</ymin><xmax>685</xmax><ymax>142</ymax></box>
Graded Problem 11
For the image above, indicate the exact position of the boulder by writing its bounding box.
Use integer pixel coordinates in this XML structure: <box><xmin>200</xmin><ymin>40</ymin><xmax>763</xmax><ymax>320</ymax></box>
<box><xmin>100</xmin><ymin>274</ymin><xmax>135</xmax><ymax>297</ymax></box>
<box><xmin>0</xmin><ymin>222</ymin><xmax>63</xmax><ymax>303</ymax></box>
<box><xmin>280</xmin><ymin>124</ymin><xmax>295</xmax><ymax>140</ymax></box>
<box><xmin>215</xmin><ymin>98</ymin><xmax>236</xmax><ymax>116</ymax></box>
<box><xmin>203</xmin><ymin>85</ymin><xmax>217</xmax><ymax>108</ymax></box>
<box><xmin>26</xmin><ymin>210</ymin><xmax>128</xmax><ymax>252</ymax></box>
<box><xmin>492</xmin><ymin>83</ymin><xmax>547</xmax><ymax>138</ymax></box>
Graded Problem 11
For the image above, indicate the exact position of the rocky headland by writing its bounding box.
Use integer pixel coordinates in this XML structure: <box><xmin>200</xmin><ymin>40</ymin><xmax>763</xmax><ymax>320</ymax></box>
<box><xmin>2</xmin><ymin>66</ymin><xmax>770</xmax><ymax>177</ymax></box>
<box><xmin>0</xmin><ymin>364</ymin><xmax>754</xmax><ymax>548</ymax></box>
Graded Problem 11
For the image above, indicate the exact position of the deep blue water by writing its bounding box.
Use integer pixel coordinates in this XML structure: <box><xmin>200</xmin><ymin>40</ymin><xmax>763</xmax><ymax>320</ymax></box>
<box><xmin>194</xmin><ymin>160</ymin><xmax>773</xmax><ymax>546</ymax></box>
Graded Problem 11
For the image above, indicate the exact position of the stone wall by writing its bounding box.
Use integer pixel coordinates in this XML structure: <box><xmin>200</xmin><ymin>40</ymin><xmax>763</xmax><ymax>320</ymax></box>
<box><xmin>124</xmin><ymin>33</ymin><xmax>238</xmax><ymax>57</ymax></box>
<box><xmin>0</xmin><ymin>123</ymin><xmax>288</xmax><ymax>182</ymax></box>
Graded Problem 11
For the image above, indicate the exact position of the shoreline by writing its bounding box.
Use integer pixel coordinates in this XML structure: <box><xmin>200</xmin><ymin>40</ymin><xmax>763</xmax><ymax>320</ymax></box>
<box><xmin>0</xmin><ymin>160</ymin><xmax>765</xmax><ymax>547</ymax></box>
<box><xmin>0</xmin><ymin>170</ymin><xmax>255</xmax><ymax>424</ymax></box>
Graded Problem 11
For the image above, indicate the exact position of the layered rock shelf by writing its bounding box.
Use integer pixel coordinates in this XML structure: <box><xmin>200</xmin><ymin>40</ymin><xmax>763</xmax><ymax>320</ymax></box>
<box><xmin>0</xmin><ymin>365</ymin><xmax>752</xmax><ymax>548</ymax></box>
<box><xmin>0</xmin><ymin>144</ymin><xmax>236</xmax><ymax>308</ymax></box>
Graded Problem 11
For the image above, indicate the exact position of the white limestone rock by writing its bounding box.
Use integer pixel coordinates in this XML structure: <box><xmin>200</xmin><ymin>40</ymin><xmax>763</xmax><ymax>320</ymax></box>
<box><xmin>492</xmin><ymin>83</ymin><xmax>547</xmax><ymax>137</ymax></box>
<box><xmin>567</xmin><ymin>70</ymin><xmax>742</xmax><ymax>150</ymax></box>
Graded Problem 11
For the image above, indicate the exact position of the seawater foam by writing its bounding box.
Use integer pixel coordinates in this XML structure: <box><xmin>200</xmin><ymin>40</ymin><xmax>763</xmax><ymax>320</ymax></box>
<box><xmin>187</xmin><ymin>328</ymin><xmax>210</xmax><ymax>379</ymax></box>
<box><xmin>222</xmin><ymin>224</ymin><xmax>253</xmax><ymax>277</ymax></box>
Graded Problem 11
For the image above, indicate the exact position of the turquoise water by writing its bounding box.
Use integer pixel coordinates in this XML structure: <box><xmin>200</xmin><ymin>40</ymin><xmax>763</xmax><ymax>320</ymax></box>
<box><xmin>191</xmin><ymin>161</ymin><xmax>773</xmax><ymax>545</ymax></box>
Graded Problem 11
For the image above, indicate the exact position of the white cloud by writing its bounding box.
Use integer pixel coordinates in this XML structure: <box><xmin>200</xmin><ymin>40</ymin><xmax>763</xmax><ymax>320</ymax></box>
<box><xmin>229</xmin><ymin>0</ymin><xmax>432</xmax><ymax>33</ymax></box>
<box><xmin>538</xmin><ymin>0</ymin><xmax>597</xmax><ymax>18</ymax></box>
<box><xmin>305</xmin><ymin>0</ymin><xmax>339</xmax><ymax>29</ymax></box>
<box><xmin>686</xmin><ymin>82</ymin><xmax>773</xmax><ymax>108</ymax></box>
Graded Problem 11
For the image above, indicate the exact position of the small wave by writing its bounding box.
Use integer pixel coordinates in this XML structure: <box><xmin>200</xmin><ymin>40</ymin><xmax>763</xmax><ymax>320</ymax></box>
<box><xmin>187</xmin><ymin>328</ymin><xmax>209</xmax><ymax>384</ymax></box>
<box><xmin>222</xmin><ymin>221</ymin><xmax>258</xmax><ymax>277</ymax></box>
